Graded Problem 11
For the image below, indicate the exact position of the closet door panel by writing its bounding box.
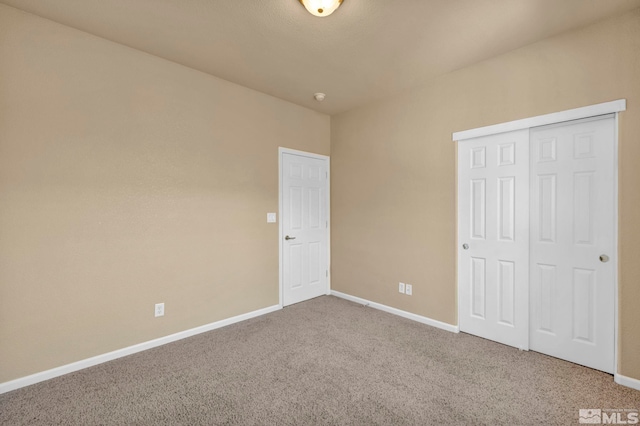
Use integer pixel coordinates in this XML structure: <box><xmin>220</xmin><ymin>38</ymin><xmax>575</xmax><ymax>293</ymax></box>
<box><xmin>458</xmin><ymin>130</ymin><xmax>529</xmax><ymax>350</ymax></box>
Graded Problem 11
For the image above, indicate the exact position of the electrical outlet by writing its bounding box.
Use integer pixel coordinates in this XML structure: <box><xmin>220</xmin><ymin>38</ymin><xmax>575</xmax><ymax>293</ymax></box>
<box><xmin>155</xmin><ymin>303</ymin><xmax>165</xmax><ymax>317</ymax></box>
<box><xmin>399</xmin><ymin>282</ymin><xmax>405</xmax><ymax>293</ymax></box>
<box><xmin>405</xmin><ymin>284</ymin><xmax>412</xmax><ymax>296</ymax></box>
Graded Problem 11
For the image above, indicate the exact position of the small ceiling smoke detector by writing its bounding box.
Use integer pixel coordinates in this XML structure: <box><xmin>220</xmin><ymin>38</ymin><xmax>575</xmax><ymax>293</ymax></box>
<box><xmin>299</xmin><ymin>0</ymin><xmax>343</xmax><ymax>17</ymax></box>
<box><xmin>314</xmin><ymin>93</ymin><xmax>326</xmax><ymax>102</ymax></box>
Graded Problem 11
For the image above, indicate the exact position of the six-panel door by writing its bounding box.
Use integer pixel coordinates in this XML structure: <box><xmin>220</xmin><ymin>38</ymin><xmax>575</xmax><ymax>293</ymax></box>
<box><xmin>458</xmin><ymin>130</ymin><xmax>530</xmax><ymax>349</ymax></box>
<box><xmin>529</xmin><ymin>116</ymin><xmax>615</xmax><ymax>373</ymax></box>
<box><xmin>282</xmin><ymin>152</ymin><xmax>329</xmax><ymax>306</ymax></box>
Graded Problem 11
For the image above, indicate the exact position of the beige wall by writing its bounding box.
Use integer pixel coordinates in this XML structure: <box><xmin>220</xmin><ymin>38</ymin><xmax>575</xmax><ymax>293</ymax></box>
<box><xmin>2</xmin><ymin>2</ymin><xmax>640</xmax><ymax>387</ymax></box>
<box><xmin>331</xmin><ymin>8</ymin><xmax>640</xmax><ymax>380</ymax></box>
<box><xmin>0</xmin><ymin>4</ymin><xmax>329</xmax><ymax>383</ymax></box>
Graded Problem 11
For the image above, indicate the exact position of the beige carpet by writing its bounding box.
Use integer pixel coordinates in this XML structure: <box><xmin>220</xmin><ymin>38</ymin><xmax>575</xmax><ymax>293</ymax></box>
<box><xmin>1</xmin><ymin>295</ymin><xmax>638</xmax><ymax>425</ymax></box>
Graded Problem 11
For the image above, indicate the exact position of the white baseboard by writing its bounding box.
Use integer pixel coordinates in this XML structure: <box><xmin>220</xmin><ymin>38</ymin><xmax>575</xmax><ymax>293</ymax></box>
<box><xmin>0</xmin><ymin>304</ymin><xmax>282</xmax><ymax>395</ymax></box>
<box><xmin>330</xmin><ymin>291</ymin><xmax>640</xmax><ymax>391</ymax></box>
<box><xmin>330</xmin><ymin>290</ymin><xmax>459</xmax><ymax>334</ymax></box>
<box><xmin>5</xmin><ymin>295</ymin><xmax>638</xmax><ymax>394</ymax></box>
<box><xmin>615</xmin><ymin>373</ymin><xmax>640</xmax><ymax>391</ymax></box>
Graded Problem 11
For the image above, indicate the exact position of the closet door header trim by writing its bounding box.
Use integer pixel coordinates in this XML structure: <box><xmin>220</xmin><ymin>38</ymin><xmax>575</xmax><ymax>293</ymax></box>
<box><xmin>452</xmin><ymin>99</ymin><xmax>626</xmax><ymax>141</ymax></box>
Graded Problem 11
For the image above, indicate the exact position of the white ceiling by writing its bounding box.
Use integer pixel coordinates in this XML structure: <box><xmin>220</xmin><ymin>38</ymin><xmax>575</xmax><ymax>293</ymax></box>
<box><xmin>2</xmin><ymin>0</ymin><xmax>639</xmax><ymax>115</ymax></box>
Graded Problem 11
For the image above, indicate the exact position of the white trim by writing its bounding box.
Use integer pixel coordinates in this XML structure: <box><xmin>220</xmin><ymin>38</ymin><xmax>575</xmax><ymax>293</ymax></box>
<box><xmin>0</xmin><ymin>304</ymin><xmax>281</xmax><ymax>395</ymax></box>
<box><xmin>614</xmin><ymin>374</ymin><xmax>640</xmax><ymax>391</ymax></box>
<box><xmin>279</xmin><ymin>149</ymin><xmax>284</xmax><ymax>308</ymax></box>
<box><xmin>278</xmin><ymin>147</ymin><xmax>329</xmax><ymax>159</ymax></box>
<box><xmin>456</xmin><ymin>106</ymin><xmax>621</xmax><ymax>380</ymax></box>
<box><xmin>452</xmin><ymin>99</ymin><xmax>626</xmax><ymax>141</ymax></box>
<box><xmin>331</xmin><ymin>290</ymin><xmax>459</xmax><ymax>334</ymax></box>
<box><xmin>278</xmin><ymin>147</ymin><xmax>331</xmax><ymax>307</ymax></box>
<box><xmin>613</xmin><ymin>112</ymin><xmax>620</xmax><ymax>377</ymax></box>
<box><xmin>326</xmin><ymin>156</ymin><xmax>331</xmax><ymax>296</ymax></box>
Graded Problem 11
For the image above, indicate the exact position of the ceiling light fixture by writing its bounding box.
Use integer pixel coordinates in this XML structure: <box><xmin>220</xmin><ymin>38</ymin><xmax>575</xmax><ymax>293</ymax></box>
<box><xmin>299</xmin><ymin>0</ymin><xmax>343</xmax><ymax>17</ymax></box>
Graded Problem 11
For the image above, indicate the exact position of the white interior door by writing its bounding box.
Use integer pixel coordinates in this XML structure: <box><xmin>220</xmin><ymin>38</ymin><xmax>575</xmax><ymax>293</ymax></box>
<box><xmin>529</xmin><ymin>115</ymin><xmax>615</xmax><ymax>373</ymax></box>
<box><xmin>281</xmin><ymin>150</ymin><xmax>329</xmax><ymax>306</ymax></box>
<box><xmin>458</xmin><ymin>130</ymin><xmax>530</xmax><ymax>349</ymax></box>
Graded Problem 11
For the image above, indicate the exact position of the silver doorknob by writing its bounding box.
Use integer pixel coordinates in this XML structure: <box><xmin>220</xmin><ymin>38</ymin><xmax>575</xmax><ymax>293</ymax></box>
<box><xmin>599</xmin><ymin>254</ymin><xmax>609</xmax><ymax>263</ymax></box>
<box><xmin>462</xmin><ymin>244</ymin><xmax>469</xmax><ymax>250</ymax></box>
<box><xmin>285</xmin><ymin>235</ymin><xmax>296</xmax><ymax>241</ymax></box>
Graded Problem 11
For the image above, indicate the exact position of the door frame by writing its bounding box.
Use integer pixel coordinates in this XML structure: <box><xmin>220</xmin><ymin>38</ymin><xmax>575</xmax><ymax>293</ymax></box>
<box><xmin>453</xmin><ymin>99</ymin><xmax>625</xmax><ymax>374</ymax></box>
<box><xmin>278</xmin><ymin>147</ymin><xmax>331</xmax><ymax>308</ymax></box>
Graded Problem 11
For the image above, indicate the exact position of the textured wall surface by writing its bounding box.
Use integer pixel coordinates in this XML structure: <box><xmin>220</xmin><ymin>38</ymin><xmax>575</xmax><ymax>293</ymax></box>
<box><xmin>331</xmin><ymin>8</ymin><xmax>640</xmax><ymax>380</ymax></box>
<box><xmin>3</xmin><ymin>0</ymin><xmax>639</xmax><ymax>114</ymax></box>
<box><xmin>0</xmin><ymin>4</ymin><xmax>329</xmax><ymax>383</ymax></box>
<box><xmin>2</xmin><ymin>1</ymin><xmax>640</xmax><ymax>387</ymax></box>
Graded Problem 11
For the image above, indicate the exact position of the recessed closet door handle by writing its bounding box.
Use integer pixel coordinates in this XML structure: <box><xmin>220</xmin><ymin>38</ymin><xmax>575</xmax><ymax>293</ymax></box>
<box><xmin>462</xmin><ymin>244</ymin><xmax>469</xmax><ymax>250</ymax></box>
<box><xmin>599</xmin><ymin>254</ymin><xmax>609</xmax><ymax>263</ymax></box>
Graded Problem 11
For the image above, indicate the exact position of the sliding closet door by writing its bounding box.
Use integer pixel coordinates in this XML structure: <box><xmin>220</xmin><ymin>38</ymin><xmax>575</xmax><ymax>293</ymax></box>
<box><xmin>529</xmin><ymin>115</ymin><xmax>615</xmax><ymax>373</ymax></box>
<box><xmin>458</xmin><ymin>130</ymin><xmax>530</xmax><ymax>350</ymax></box>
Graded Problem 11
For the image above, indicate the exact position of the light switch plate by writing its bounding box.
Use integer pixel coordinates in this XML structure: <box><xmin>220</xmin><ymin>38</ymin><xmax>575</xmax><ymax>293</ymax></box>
<box><xmin>267</xmin><ymin>213</ymin><xmax>277</xmax><ymax>223</ymax></box>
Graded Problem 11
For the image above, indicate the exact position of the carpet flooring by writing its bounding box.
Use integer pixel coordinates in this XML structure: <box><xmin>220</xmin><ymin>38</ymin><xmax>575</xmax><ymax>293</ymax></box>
<box><xmin>1</xmin><ymin>295</ymin><xmax>639</xmax><ymax>425</ymax></box>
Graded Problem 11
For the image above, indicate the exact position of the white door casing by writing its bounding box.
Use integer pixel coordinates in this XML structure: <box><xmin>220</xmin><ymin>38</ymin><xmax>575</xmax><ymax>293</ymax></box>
<box><xmin>455</xmin><ymin>101</ymin><xmax>623</xmax><ymax>376</ymax></box>
<box><xmin>458</xmin><ymin>129</ymin><xmax>530</xmax><ymax>350</ymax></box>
<box><xmin>529</xmin><ymin>115</ymin><xmax>615</xmax><ymax>373</ymax></box>
<box><xmin>279</xmin><ymin>149</ymin><xmax>329</xmax><ymax>307</ymax></box>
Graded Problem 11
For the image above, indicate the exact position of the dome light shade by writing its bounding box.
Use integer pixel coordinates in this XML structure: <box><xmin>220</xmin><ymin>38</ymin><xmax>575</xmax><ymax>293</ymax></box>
<box><xmin>299</xmin><ymin>0</ymin><xmax>343</xmax><ymax>17</ymax></box>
